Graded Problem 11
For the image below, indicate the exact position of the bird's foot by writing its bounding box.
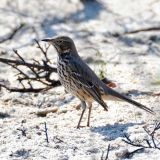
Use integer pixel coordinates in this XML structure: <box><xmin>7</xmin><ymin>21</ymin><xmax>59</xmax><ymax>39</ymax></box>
<box><xmin>76</xmin><ymin>125</ymin><xmax>88</xmax><ymax>129</ymax></box>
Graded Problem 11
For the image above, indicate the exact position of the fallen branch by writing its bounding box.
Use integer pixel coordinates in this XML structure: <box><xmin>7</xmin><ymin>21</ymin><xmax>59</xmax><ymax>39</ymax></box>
<box><xmin>124</xmin><ymin>26</ymin><xmax>160</xmax><ymax>35</ymax></box>
<box><xmin>0</xmin><ymin>83</ymin><xmax>51</xmax><ymax>93</ymax></box>
<box><xmin>0</xmin><ymin>57</ymin><xmax>57</xmax><ymax>72</ymax></box>
<box><xmin>112</xmin><ymin>26</ymin><xmax>160</xmax><ymax>37</ymax></box>
<box><xmin>122</xmin><ymin>121</ymin><xmax>160</xmax><ymax>158</ymax></box>
<box><xmin>0</xmin><ymin>40</ymin><xmax>61</xmax><ymax>92</ymax></box>
<box><xmin>101</xmin><ymin>144</ymin><xmax>111</xmax><ymax>160</ymax></box>
<box><xmin>0</xmin><ymin>23</ymin><xmax>25</xmax><ymax>43</ymax></box>
<box><xmin>44</xmin><ymin>122</ymin><xmax>49</xmax><ymax>143</ymax></box>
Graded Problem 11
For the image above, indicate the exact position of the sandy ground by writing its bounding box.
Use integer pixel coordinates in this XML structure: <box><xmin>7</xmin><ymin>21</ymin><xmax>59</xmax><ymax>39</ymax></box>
<box><xmin>0</xmin><ymin>0</ymin><xmax>160</xmax><ymax>159</ymax></box>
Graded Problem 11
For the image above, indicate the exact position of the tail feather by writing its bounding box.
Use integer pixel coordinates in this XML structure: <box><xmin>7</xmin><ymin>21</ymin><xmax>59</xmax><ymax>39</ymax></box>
<box><xmin>107</xmin><ymin>88</ymin><xmax>154</xmax><ymax>115</ymax></box>
<box><xmin>99</xmin><ymin>100</ymin><xmax>108</xmax><ymax>111</ymax></box>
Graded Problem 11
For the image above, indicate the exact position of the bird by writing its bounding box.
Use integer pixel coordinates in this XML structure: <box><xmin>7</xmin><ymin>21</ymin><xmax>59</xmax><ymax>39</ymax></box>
<box><xmin>42</xmin><ymin>36</ymin><xmax>154</xmax><ymax>128</ymax></box>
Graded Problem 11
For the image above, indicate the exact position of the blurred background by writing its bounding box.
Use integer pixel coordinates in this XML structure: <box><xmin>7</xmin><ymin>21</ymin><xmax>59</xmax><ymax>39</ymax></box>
<box><xmin>0</xmin><ymin>0</ymin><xmax>160</xmax><ymax>89</ymax></box>
<box><xmin>0</xmin><ymin>0</ymin><xmax>160</xmax><ymax>50</ymax></box>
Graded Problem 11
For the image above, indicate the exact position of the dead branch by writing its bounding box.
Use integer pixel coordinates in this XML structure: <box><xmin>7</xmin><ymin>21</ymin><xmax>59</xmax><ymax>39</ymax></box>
<box><xmin>35</xmin><ymin>39</ymin><xmax>50</xmax><ymax>62</ymax></box>
<box><xmin>122</xmin><ymin>121</ymin><xmax>160</xmax><ymax>158</ymax></box>
<box><xmin>0</xmin><ymin>23</ymin><xmax>25</xmax><ymax>43</ymax></box>
<box><xmin>101</xmin><ymin>144</ymin><xmax>111</xmax><ymax>160</ymax></box>
<box><xmin>124</xmin><ymin>26</ymin><xmax>160</xmax><ymax>35</ymax></box>
<box><xmin>0</xmin><ymin>83</ymin><xmax>50</xmax><ymax>93</ymax></box>
<box><xmin>53</xmin><ymin>136</ymin><xmax>64</xmax><ymax>144</ymax></box>
<box><xmin>44</xmin><ymin>122</ymin><xmax>49</xmax><ymax>143</ymax></box>
<box><xmin>0</xmin><ymin>57</ymin><xmax>57</xmax><ymax>72</ymax></box>
<box><xmin>112</xmin><ymin>26</ymin><xmax>160</xmax><ymax>37</ymax></box>
<box><xmin>0</xmin><ymin>40</ymin><xmax>61</xmax><ymax>92</ymax></box>
<box><xmin>118</xmin><ymin>148</ymin><xmax>145</xmax><ymax>159</ymax></box>
<box><xmin>143</xmin><ymin>121</ymin><xmax>160</xmax><ymax>149</ymax></box>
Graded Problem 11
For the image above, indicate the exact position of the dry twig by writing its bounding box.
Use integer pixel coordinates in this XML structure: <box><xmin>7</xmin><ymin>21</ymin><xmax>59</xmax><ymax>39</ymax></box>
<box><xmin>44</xmin><ymin>122</ymin><xmax>49</xmax><ymax>143</ymax></box>
<box><xmin>0</xmin><ymin>23</ymin><xmax>25</xmax><ymax>43</ymax></box>
<box><xmin>0</xmin><ymin>40</ymin><xmax>61</xmax><ymax>92</ymax></box>
<box><xmin>122</xmin><ymin>121</ymin><xmax>160</xmax><ymax>158</ymax></box>
<box><xmin>101</xmin><ymin>144</ymin><xmax>111</xmax><ymax>160</ymax></box>
<box><xmin>112</xmin><ymin>26</ymin><xmax>160</xmax><ymax>37</ymax></box>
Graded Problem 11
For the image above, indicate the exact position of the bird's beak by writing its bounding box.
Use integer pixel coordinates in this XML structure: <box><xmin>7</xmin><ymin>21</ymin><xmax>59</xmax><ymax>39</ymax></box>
<box><xmin>41</xmin><ymin>38</ymin><xmax>53</xmax><ymax>42</ymax></box>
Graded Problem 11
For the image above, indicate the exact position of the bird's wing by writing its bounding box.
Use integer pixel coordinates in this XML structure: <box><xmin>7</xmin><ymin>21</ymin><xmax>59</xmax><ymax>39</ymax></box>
<box><xmin>69</xmin><ymin>59</ymin><xmax>108</xmax><ymax>111</ymax></box>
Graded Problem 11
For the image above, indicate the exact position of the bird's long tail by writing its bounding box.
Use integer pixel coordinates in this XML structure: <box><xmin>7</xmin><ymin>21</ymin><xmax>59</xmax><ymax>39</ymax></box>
<box><xmin>107</xmin><ymin>88</ymin><xmax>154</xmax><ymax>114</ymax></box>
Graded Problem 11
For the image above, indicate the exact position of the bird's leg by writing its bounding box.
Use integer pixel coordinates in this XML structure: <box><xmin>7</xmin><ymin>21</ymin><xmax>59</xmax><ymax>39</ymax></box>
<box><xmin>87</xmin><ymin>102</ymin><xmax>92</xmax><ymax>127</ymax></box>
<box><xmin>77</xmin><ymin>101</ymin><xmax>86</xmax><ymax>129</ymax></box>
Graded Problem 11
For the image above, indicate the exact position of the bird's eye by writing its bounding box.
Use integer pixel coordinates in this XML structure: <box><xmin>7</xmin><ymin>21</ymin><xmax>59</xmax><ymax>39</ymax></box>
<box><xmin>57</xmin><ymin>40</ymin><xmax>63</xmax><ymax>44</ymax></box>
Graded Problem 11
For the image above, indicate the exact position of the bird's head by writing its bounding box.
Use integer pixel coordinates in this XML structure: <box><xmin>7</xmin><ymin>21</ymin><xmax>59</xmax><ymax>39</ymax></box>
<box><xmin>42</xmin><ymin>36</ymin><xmax>77</xmax><ymax>56</ymax></box>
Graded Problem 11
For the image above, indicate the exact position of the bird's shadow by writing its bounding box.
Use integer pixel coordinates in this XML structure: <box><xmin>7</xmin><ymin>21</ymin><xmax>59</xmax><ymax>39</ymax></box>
<box><xmin>91</xmin><ymin>122</ymin><xmax>143</xmax><ymax>140</ymax></box>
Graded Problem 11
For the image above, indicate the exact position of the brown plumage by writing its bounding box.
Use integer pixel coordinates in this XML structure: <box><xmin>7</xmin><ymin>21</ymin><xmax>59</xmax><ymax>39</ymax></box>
<box><xmin>42</xmin><ymin>36</ymin><xmax>154</xmax><ymax>128</ymax></box>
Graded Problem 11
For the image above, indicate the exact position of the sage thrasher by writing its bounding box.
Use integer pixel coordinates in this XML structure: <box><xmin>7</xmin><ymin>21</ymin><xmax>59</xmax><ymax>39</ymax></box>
<box><xmin>42</xmin><ymin>36</ymin><xmax>154</xmax><ymax>128</ymax></box>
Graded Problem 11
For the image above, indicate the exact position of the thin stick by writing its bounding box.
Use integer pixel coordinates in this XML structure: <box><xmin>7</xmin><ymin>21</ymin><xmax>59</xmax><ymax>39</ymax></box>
<box><xmin>0</xmin><ymin>23</ymin><xmax>25</xmax><ymax>43</ymax></box>
<box><xmin>105</xmin><ymin>144</ymin><xmax>110</xmax><ymax>160</ymax></box>
<box><xmin>0</xmin><ymin>58</ymin><xmax>57</xmax><ymax>72</ymax></box>
<box><xmin>44</xmin><ymin>122</ymin><xmax>49</xmax><ymax>143</ymax></box>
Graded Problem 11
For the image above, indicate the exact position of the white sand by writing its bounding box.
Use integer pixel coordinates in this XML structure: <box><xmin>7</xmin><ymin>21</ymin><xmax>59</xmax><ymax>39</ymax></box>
<box><xmin>0</xmin><ymin>0</ymin><xmax>160</xmax><ymax>159</ymax></box>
